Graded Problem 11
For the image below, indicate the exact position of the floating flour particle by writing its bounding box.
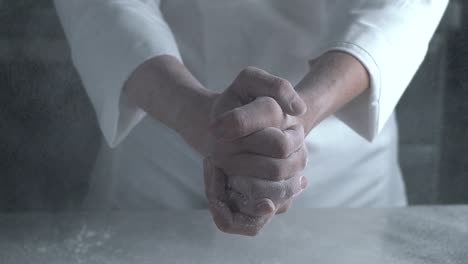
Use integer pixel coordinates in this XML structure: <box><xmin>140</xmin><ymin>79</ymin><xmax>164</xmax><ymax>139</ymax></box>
<box><xmin>85</xmin><ymin>231</ymin><xmax>96</xmax><ymax>238</ymax></box>
<box><xmin>102</xmin><ymin>232</ymin><xmax>112</xmax><ymax>240</ymax></box>
<box><xmin>37</xmin><ymin>247</ymin><xmax>48</xmax><ymax>253</ymax></box>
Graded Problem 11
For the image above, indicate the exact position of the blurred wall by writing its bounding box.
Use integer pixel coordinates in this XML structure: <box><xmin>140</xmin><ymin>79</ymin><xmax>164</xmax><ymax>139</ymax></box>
<box><xmin>0</xmin><ymin>0</ymin><xmax>100</xmax><ymax>210</ymax></box>
<box><xmin>439</xmin><ymin>0</ymin><xmax>468</xmax><ymax>204</ymax></box>
<box><xmin>396</xmin><ymin>33</ymin><xmax>447</xmax><ymax>205</ymax></box>
<box><xmin>396</xmin><ymin>1</ymin><xmax>468</xmax><ymax>204</ymax></box>
<box><xmin>0</xmin><ymin>0</ymin><xmax>467</xmax><ymax>210</ymax></box>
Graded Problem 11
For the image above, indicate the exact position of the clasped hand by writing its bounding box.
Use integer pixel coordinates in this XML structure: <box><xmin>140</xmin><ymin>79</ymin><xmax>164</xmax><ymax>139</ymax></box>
<box><xmin>127</xmin><ymin>53</ymin><xmax>368</xmax><ymax>236</ymax></box>
<box><xmin>204</xmin><ymin>67</ymin><xmax>309</xmax><ymax>236</ymax></box>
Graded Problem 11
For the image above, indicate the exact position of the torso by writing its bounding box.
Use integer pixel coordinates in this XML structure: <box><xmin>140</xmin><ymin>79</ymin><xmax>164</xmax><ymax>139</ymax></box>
<box><xmin>84</xmin><ymin>0</ymin><xmax>407</xmax><ymax>209</ymax></box>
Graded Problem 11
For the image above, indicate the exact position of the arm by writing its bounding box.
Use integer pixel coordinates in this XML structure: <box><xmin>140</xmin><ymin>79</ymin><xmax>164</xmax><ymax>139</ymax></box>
<box><xmin>303</xmin><ymin>0</ymin><xmax>449</xmax><ymax>140</ymax></box>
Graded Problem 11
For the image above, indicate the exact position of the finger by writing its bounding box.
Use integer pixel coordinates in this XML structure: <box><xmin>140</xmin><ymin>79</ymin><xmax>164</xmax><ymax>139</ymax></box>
<box><xmin>227</xmin><ymin>208</ymin><xmax>275</xmax><ymax>236</ymax></box>
<box><xmin>221</xmin><ymin>124</ymin><xmax>305</xmax><ymax>158</ymax></box>
<box><xmin>205</xmin><ymin>158</ymin><xmax>273</xmax><ymax>236</ymax></box>
<box><xmin>204</xmin><ymin>157</ymin><xmax>232</xmax><ymax>231</ymax></box>
<box><xmin>209</xmin><ymin>193</ymin><xmax>274</xmax><ymax>236</ymax></box>
<box><xmin>211</xmin><ymin>194</ymin><xmax>275</xmax><ymax>236</ymax></box>
<box><xmin>275</xmin><ymin>176</ymin><xmax>308</xmax><ymax>215</ymax></box>
<box><xmin>203</xmin><ymin>157</ymin><xmax>227</xmax><ymax>200</ymax></box>
<box><xmin>228</xmin><ymin>191</ymin><xmax>275</xmax><ymax>217</ymax></box>
<box><xmin>210</xmin><ymin>96</ymin><xmax>283</xmax><ymax>141</ymax></box>
<box><xmin>213</xmin><ymin>144</ymin><xmax>308</xmax><ymax>181</ymax></box>
<box><xmin>227</xmin><ymin>174</ymin><xmax>304</xmax><ymax>206</ymax></box>
<box><xmin>230</xmin><ymin>67</ymin><xmax>307</xmax><ymax>116</ymax></box>
<box><xmin>252</xmin><ymin>198</ymin><xmax>276</xmax><ymax>216</ymax></box>
<box><xmin>276</xmin><ymin>199</ymin><xmax>292</xmax><ymax>215</ymax></box>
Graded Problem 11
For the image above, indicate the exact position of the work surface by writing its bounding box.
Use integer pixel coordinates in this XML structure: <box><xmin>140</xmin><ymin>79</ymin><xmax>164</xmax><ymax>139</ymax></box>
<box><xmin>0</xmin><ymin>207</ymin><xmax>467</xmax><ymax>264</ymax></box>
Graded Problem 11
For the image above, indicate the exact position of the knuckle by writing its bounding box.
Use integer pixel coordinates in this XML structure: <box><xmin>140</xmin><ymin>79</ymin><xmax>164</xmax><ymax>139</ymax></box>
<box><xmin>229</xmin><ymin>109</ymin><xmax>246</xmax><ymax>135</ymax></box>
<box><xmin>232</xmin><ymin>67</ymin><xmax>256</xmax><ymax>92</ymax></box>
<box><xmin>274</xmin><ymin>137</ymin><xmax>291</xmax><ymax>158</ymax></box>
<box><xmin>262</xmin><ymin>97</ymin><xmax>282</xmax><ymax>115</ymax></box>
<box><xmin>247</xmin><ymin>225</ymin><xmax>262</xmax><ymax>236</ymax></box>
<box><xmin>238</xmin><ymin>68</ymin><xmax>249</xmax><ymax>79</ymax></box>
<box><xmin>258</xmin><ymin>97</ymin><xmax>283</xmax><ymax>124</ymax></box>
<box><xmin>275</xmin><ymin>140</ymin><xmax>290</xmax><ymax>159</ymax></box>
<box><xmin>258</xmin><ymin>96</ymin><xmax>277</xmax><ymax>108</ymax></box>
<box><xmin>240</xmin><ymin>66</ymin><xmax>258</xmax><ymax>79</ymax></box>
<box><xmin>271</xmin><ymin>77</ymin><xmax>291</xmax><ymax>90</ymax></box>
<box><xmin>270</xmin><ymin>162</ymin><xmax>286</xmax><ymax>181</ymax></box>
<box><xmin>271</xmin><ymin>78</ymin><xmax>292</xmax><ymax>96</ymax></box>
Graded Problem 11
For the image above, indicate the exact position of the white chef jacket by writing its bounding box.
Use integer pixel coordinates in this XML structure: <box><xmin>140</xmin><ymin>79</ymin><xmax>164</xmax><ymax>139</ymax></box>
<box><xmin>54</xmin><ymin>0</ymin><xmax>448</xmax><ymax>209</ymax></box>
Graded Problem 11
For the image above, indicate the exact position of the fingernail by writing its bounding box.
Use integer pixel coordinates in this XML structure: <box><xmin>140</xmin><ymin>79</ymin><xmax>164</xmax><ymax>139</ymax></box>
<box><xmin>290</xmin><ymin>95</ymin><xmax>307</xmax><ymax>116</ymax></box>
<box><xmin>300</xmin><ymin>176</ymin><xmax>308</xmax><ymax>189</ymax></box>
<box><xmin>256</xmin><ymin>200</ymin><xmax>274</xmax><ymax>213</ymax></box>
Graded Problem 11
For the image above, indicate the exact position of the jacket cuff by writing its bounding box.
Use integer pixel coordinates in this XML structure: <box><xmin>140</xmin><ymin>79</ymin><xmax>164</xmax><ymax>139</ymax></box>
<box><xmin>324</xmin><ymin>42</ymin><xmax>381</xmax><ymax>141</ymax></box>
<box><xmin>62</xmin><ymin>1</ymin><xmax>182</xmax><ymax>147</ymax></box>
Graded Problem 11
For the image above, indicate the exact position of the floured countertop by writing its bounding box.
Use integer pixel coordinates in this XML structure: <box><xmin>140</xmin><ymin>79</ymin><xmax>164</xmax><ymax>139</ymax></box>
<box><xmin>0</xmin><ymin>206</ymin><xmax>467</xmax><ymax>264</ymax></box>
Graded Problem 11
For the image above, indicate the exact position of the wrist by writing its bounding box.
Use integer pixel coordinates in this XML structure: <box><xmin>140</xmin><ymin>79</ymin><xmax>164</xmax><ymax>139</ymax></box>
<box><xmin>296</xmin><ymin>51</ymin><xmax>369</xmax><ymax>134</ymax></box>
<box><xmin>176</xmin><ymin>90</ymin><xmax>219</xmax><ymax>155</ymax></box>
<box><xmin>124</xmin><ymin>55</ymin><xmax>214</xmax><ymax>131</ymax></box>
<box><xmin>172</xmin><ymin>82</ymin><xmax>217</xmax><ymax>135</ymax></box>
<box><xmin>124</xmin><ymin>55</ymin><xmax>217</xmax><ymax>155</ymax></box>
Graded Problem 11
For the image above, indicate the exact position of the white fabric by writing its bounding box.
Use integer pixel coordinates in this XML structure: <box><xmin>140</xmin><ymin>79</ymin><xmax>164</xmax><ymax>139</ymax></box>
<box><xmin>54</xmin><ymin>0</ymin><xmax>181</xmax><ymax>147</ymax></box>
<box><xmin>54</xmin><ymin>0</ymin><xmax>448</xmax><ymax>209</ymax></box>
<box><xmin>325</xmin><ymin>1</ymin><xmax>449</xmax><ymax>140</ymax></box>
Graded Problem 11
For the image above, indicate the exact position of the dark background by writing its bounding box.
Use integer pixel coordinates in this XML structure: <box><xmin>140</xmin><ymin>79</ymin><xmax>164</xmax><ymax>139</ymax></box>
<box><xmin>0</xmin><ymin>0</ymin><xmax>467</xmax><ymax>211</ymax></box>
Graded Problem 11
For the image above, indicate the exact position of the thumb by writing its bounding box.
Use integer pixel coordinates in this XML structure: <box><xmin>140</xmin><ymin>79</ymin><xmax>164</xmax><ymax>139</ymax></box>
<box><xmin>231</xmin><ymin>67</ymin><xmax>307</xmax><ymax>116</ymax></box>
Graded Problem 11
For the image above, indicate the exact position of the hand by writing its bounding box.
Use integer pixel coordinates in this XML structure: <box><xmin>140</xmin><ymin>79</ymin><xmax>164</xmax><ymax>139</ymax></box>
<box><xmin>204</xmin><ymin>67</ymin><xmax>309</xmax><ymax>236</ymax></box>
<box><xmin>177</xmin><ymin>66</ymin><xmax>307</xmax><ymax>155</ymax></box>
<box><xmin>209</xmin><ymin>66</ymin><xmax>306</xmax><ymax>141</ymax></box>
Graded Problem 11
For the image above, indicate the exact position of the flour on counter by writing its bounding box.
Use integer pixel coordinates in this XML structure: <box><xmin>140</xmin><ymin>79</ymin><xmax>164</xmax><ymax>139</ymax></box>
<box><xmin>66</xmin><ymin>224</ymin><xmax>113</xmax><ymax>255</ymax></box>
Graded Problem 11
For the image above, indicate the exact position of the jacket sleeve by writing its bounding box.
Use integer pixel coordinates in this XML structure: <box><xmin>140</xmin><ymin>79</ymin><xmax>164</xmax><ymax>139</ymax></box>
<box><xmin>324</xmin><ymin>0</ymin><xmax>448</xmax><ymax>141</ymax></box>
<box><xmin>54</xmin><ymin>0</ymin><xmax>181</xmax><ymax>147</ymax></box>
